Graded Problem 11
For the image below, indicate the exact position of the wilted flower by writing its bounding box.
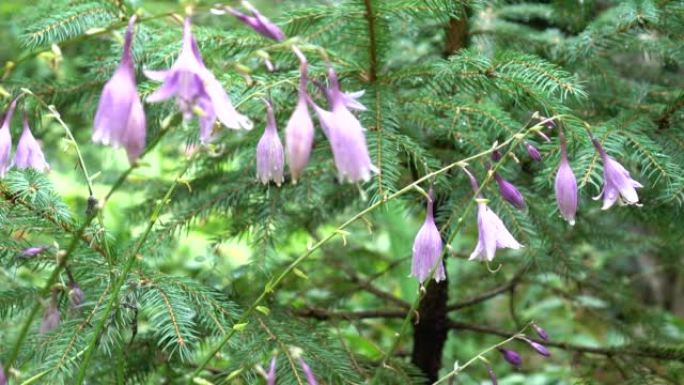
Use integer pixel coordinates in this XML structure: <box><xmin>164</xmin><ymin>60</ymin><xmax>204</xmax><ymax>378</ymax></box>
<box><xmin>229</xmin><ymin>1</ymin><xmax>285</xmax><ymax>41</ymax></box>
<box><xmin>19</xmin><ymin>245</ymin><xmax>49</xmax><ymax>258</ymax></box>
<box><xmin>0</xmin><ymin>97</ymin><xmax>19</xmax><ymax>177</ymax></box>
<box><xmin>499</xmin><ymin>348</ymin><xmax>522</xmax><ymax>367</ymax></box>
<box><xmin>266</xmin><ymin>357</ymin><xmax>276</xmax><ymax>385</ymax></box>
<box><xmin>486</xmin><ymin>365</ymin><xmax>497</xmax><ymax>385</ymax></box>
<box><xmin>411</xmin><ymin>189</ymin><xmax>446</xmax><ymax>283</ymax></box>
<box><xmin>523</xmin><ymin>338</ymin><xmax>551</xmax><ymax>357</ymax></box>
<box><xmin>285</xmin><ymin>52</ymin><xmax>314</xmax><ymax>182</ymax></box>
<box><xmin>93</xmin><ymin>16</ymin><xmax>146</xmax><ymax>163</ymax></box>
<box><xmin>310</xmin><ymin>66</ymin><xmax>377</xmax><ymax>183</ymax></box>
<box><xmin>494</xmin><ymin>173</ymin><xmax>525</xmax><ymax>209</ymax></box>
<box><xmin>524</xmin><ymin>142</ymin><xmax>542</xmax><ymax>161</ymax></box>
<box><xmin>532</xmin><ymin>323</ymin><xmax>549</xmax><ymax>341</ymax></box>
<box><xmin>299</xmin><ymin>359</ymin><xmax>318</xmax><ymax>385</ymax></box>
<box><xmin>14</xmin><ymin>113</ymin><xmax>49</xmax><ymax>172</ymax></box>
<box><xmin>256</xmin><ymin>100</ymin><xmax>284</xmax><ymax>186</ymax></box>
<box><xmin>592</xmin><ymin>139</ymin><xmax>643</xmax><ymax>210</ymax></box>
<box><xmin>145</xmin><ymin>18</ymin><xmax>252</xmax><ymax>143</ymax></box>
<box><xmin>554</xmin><ymin>134</ymin><xmax>578</xmax><ymax>225</ymax></box>
<box><xmin>40</xmin><ymin>297</ymin><xmax>60</xmax><ymax>334</ymax></box>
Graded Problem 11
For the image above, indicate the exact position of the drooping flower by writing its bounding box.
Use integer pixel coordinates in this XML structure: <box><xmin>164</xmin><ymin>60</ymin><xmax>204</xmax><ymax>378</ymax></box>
<box><xmin>464</xmin><ymin>169</ymin><xmax>523</xmax><ymax>262</ymax></box>
<box><xmin>93</xmin><ymin>16</ymin><xmax>146</xmax><ymax>163</ymax></box>
<box><xmin>145</xmin><ymin>17</ymin><xmax>252</xmax><ymax>143</ymax></box>
<box><xmin>266</xmin><ymin>357</ymin><xmax>276</xmax><ymax>385</ymax></box>
<box><xmin>494</xmin><ymin>173</ymin><xmax>525</xmax><ymax>209</ymax></box>
<box><xmin>523</xmin><ymin>338</ymin><xmax>551</xmax><ymax>357</ymax></box>
<box><xmin>532</xmin><ymin>323</ymin><xmax>549</xmax><ymax>341</ymax></box>
<box><xmin>0</xmin><ymin>97</ymin><xmax>19</xmax><ymax>177</ymax></box>
<box><xmin>68</xmin><ymin>282</ymin><xmax>85</xmax><ymax>309</ymax></box>
<box><xmin>285</xmin><ymin>50</ymin><xmax>314</xmax><ymax>183</ymax></box>
<box><xmin>299</xmin><ymin>359</ymin><xmax>318</xmax><ymax>385</ymax></box>
<box><xmin>310</xmin><ymin>66</ymin><xmax>377</xmax><ymax>183</ymax></box>
<box><xmin>228</xmin><ymin>1</ymin><xmax>285</xmax><ymax>41</ymax></box>
<box><xmin>40</xmin><ymin>296</ymin><xmax>60</xmax><ymax>334</ymax></box>
<box><xmin>256</xmin><ymin>100</ymin><xmax>284</xmax><ymax>186</ymax></box>
<box><xmin>19</xmin><ymin>245</ymin><xmax>49</xmax><ymax>258</ymax></box>
<box><xmin>554</xmin><ymin>133</ymin><xmax>578</xmax><ymax>225</ymax></box>
<box><xmin>411</xmin><ymin>189</ymin><xmax>446</xmax><ymax>283</ymax></box>
<box><xmin>592</xmin><ymin>138</ymin><xmax>643</xmax><ymax>210</ymax></box>
<box><xmin>314</xmin><ymin>80</ymin><xmax>367</xmax><ymax>111</ymax></box>
<box><xmin>499</xmin><ymin>348</ymin><xmax>522</xmax><ymax>367</ymax></box>
<box><xmin>14</xmin><ymin>113</ymin><xmax>49</xmax><ymax>172</ymax></box>
<box><xmin>524</xmin><ymin>142</ymin><xmax>542</xmax><ymax>162</ymax></box>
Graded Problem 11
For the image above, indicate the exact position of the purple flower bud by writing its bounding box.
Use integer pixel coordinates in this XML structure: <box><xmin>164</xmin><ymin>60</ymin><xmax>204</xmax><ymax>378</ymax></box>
<box><xmin>0</xmin><ymin>362</ymin><xmax>6</xmax><ymax>385</ymax></box>
<box><xmin>411</xmin><ymin>189</ymin><xmax>446</xmax><ymax>283</ymax></box>
<box><xmin>491</xmin><ymin>150</ymin><xmax>502</xmax><ymax>162</ymax></box>
<box><xmin>494</xmin><ymin>173</ymin><xmax>525</xmax><ymax>209</ymax></box>
<box><xmin>299</xmin><ymin>359</ymin><xmax>318</xmax><ymax>385</ymax></box>
<box><xmin>524</xmin><ymin>142</ymin><xmax>542</xmax><ymax>161</ymax></box>
<box><xmin>93</xmin><ymin>16</ymin><xmax>146</xmax><ymax>163</ymax></box>
<box><xmin>40</xmin><ymin>299</ymin><xmax>60</xmax><ymax>334</ymax></box>
<box><xmin>69</xmin><ymin>283</ymin><xmax>85</xmax><ymax>309</ymax></box>
<box><xmin>145</xmin><ymin>18</ymin><xmax>252</xmax><ymax>143</ymax></box>
<box><xmin>229</xmin><ymin>1</ymin><xmax>285</xmax><ymax>41</ymax></box>
<box><xmin>592</xmin><ymin>139</ymin><xmax>643</xmax><ymax>210</ymax></box>
<box><xmin>499</xmin><ymin>348</ymin><xmax>522</xmax><ymax>367</ymax></box>
<box><xmin>19</xmin><ymin>245</ymin><xmax>48</xmax><ymax>258</ymax></box>
<box><xmin>0</xmin><ymin>97</ymin><xmax>18</xmax><ymax>177</ymax></box>
<box><xmin>14</xmin><ymin>113</ymin><xmax>49</xmax><ymax>172</ymax></box>
<box><xmin>524</xmin><ymin>338</ymin><xmax>551</xmax><ymax>357</ymax></box>
<box><xmin>285</xmin><ymin>57</ymin><xmax>314</xmax><ymax>183</ymax></box>
<box><xmin>554</xmin><ymin>137</ymin><xmax>578</xmax><ymax>225</ymax></box>
<box><xmin>266</xmin><ymin>357</ymin><xmax>276</xmax><ymax>385</ymax></box>
<box><xmin>486</xmin><ymin>365</ymin><xmax>497</xmax><ymax>385</ymax></box>
<box><xmin>532</xmin><ymin>323</ymin><xmax>549</xmax><ymax>341</ymax></box>
<box><xmin>310</xmin><ymin>66</ymin><xmax>377</xmax><ymax>183</ymax></box>
<box><xmin>256</xmin><ymin>100</ymin><xmax>284</xmax><ymax>186</ymax></box>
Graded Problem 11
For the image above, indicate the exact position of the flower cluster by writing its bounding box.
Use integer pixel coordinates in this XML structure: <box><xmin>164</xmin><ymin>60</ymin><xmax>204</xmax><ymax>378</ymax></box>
<box><xmin>0</xmin><ymin>97</ymin><xmax>50</xmax><ymax>177</ymax></box>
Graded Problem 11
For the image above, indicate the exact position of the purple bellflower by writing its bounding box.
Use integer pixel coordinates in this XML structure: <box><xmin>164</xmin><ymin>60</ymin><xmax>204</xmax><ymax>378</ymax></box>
<box><xmin>14</xmin><ymin>113</ymin><xmax>49</xmax><ymax>172</ymax></box>
<box><xmin>411</xmin><ymin>189</ymin><xmax>446</xmax><ymax>283</ymax></box>
<box><xmin>69</xmin><ymin>282</ymin><xmax>85</xmax><ymax>309</ymax></box>
<box><xmin>592</xmin><ymin>139</ymin><xmax>643</xmax><ymax>209</ymax></box>
<box><xmin>93</xmin><ymin>16</ymin><xmax>146</xmax><ymax>163</ymax></box>
<box><xmin>40</xmin><ymin>296</ymin><xmax>60</xmax><ymax>334</ymax></box>
<box><xmin>229</xmin><ymin>1</ymin><xmax>285</xmax><ymax>41</ymax></box>
<box><xmin>464</xmin><ymin>169</ymin><xmax>523</xmax><ymax>262</ymax></box>
<box><xmin>299</xmin><ymin>359</ymin><xmax>318</xmax><ymax>385</ymax></box>
<box><xmin>524</xmin><ymin>142</ymin><xmax>542</xmax><ymax>162</ymax></box>
<box><xmin>313</xmin><ymin>80</ymin><xmax>367</xmax><ymax>112</ymax></box>
<box><xmin>310</xmin><ymin>66</ymin><xmax>377</xmax><ymax>183</ymax></box>
<box><xmin>494</xmin><ymin>173</ymin><xmax>525</xmax><ymax>209</ymax></box>
<box><xmin>145</xmin><ymin>18</ymin><xmax>252</xmax><ymax>143</ymax></box>
<box><xmin>19</xmin><ymin>245</ymin><xmax>48</xmax><ymax>258</ymax></box>
<box><xmin>285</xmin><ymin>50</ymin><xmax>314</xmax><ymax>182</ymax></box>
<box><xmin>266</xmin><ymin>357</ymin><xmax>276</xmax><ymax>385</ymax></box>
<box><xmin>499</xmin><ymin>348</ymin><xmax>522</xmax><ymax>367</ymax></box>
<box><xmin>0</xmin><ymin>97</ymin><xmax>19</xmax><ymax>177</ymax></box>
<box><xmin>554</xmin><ymin>132</ymin><xmax>578</xmax><ymax>225</ymax></box>
<box><xmin>524</xmin><ymin>338</ymin><xmax>551</xmax><ymax>357</ymax></box>
<box><xmin>256</xmin><ymin>100</ymin><xmax>285</xmax><ymax>186</ymax></box>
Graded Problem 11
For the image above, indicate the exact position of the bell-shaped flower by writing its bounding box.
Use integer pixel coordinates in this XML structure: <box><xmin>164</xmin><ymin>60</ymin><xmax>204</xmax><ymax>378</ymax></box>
<box><xmin>299</xmin><ymin>359</ymin><xmax>318</xmax><ymax>385</ymax></box>
<box><xmin>93</xmin><ymin>16</ymin><xmax>146</xmax><ymax>163</ymax></box>
<box><xmin>592</xmin><ymin>139</ymin><xmax>642</xmax><ymax>210</ymax></box>
<box><xmin>499</xmin><ymin>348</ymin><xmax>522</xmax><ymax>367</ymax></box>
<box><xmin>256</xmin><ymin>100</ymin><xmax>284</xmax><ymax>186</ymax></box>
<box><xmin>145</xmin><ymin>18</ymin><xmax>252</xmax><ymax>143</ymax></box>
<box><xmin>266</xmin><ymin>357</ymin><xmax>276</xmax><ymax>385</ymax></box>
<box><xmin>40</xmin><ymin>297</ymin><xmax>60</xmax><ymax>334</ymax></box>
<box><xmin>310</xmin><ymin>66</ymin><xmax>377</xmax><ymax>183</ymax></box>
<box><xmin>285</xmin><ymin>55</ymin><xmax>314</xmax><ymax>182</ymax></box>
<box><xmin>524</xmin><ymin>142</ymin><xmax>542</xmax><ymax>161</ymax></box>
<box><xmin>411</xmin><ymin>190</ymin><xmax>446</xmax><ymax>283</ymax></box>
<box><xmin>0</xmin><ymin>97</ymin><xmax>18</xmax><ymax>177</ymax></box>
<box><xmin>494</xmin><ymin>173</ymin><xmax>525</xmax><ymax>209</ymax></box>
<box><xmin>469</xmin><ymin>201</ymin><xmax>523</xmax><ymax>262</ymax></box>
<box><xmin>554</xmin><ymin>136</ymin><xmax>578</xmax><ymax>225</ymax></box>
<box><xmin>14</xmin><ymin>113</ymin><xmax>49</xmax><ymax>172</ymax></box>
<box><xmin>229</xmin><ymin>1</ymin><xmax>285</xmax><ymax>41</ymax></box>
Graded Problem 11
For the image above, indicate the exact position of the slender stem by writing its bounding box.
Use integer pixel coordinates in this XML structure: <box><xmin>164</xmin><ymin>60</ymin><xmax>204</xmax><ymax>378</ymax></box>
<box><xmin>432</xmin><ymin>323</ymin><xmax>532</xmax><ymax>385</ymax></box>
<box><xmin>73</xmin><ymin>159</ymin><xmax>195</xmax><ymax>384</ymax></box>
<box><xmin>189</xmin><ymin>116</ymin><xmax>561</xmax><ymax>380</ymax></box>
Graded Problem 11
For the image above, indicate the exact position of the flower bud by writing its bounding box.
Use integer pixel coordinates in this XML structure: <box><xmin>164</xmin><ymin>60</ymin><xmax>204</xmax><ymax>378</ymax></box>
<box><xmin>532</xmin><ymin>323</ymin><xmax>549</xmax><ymax>341</ymax></box>
<box><xmin>499</xmin><ymin>348</ymin><xmax>522</xmax><ymax>367</ymax></box>
<box><xmin>524</xmin><ymin>338</ymin><xmax>551</xmax><ymax>357</ymax></box>
<box><xmin>524</xmin><ymin>142</ymin><xmax>542</xmax><ymax>161</ymax></box>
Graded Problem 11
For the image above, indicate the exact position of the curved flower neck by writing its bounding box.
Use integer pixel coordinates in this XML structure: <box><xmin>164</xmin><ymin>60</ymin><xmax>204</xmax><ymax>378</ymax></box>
<box><xmin>462</xmin><ymin>167</ymin><xmax>481</xmax><ymax>196</ymax></box>
<box><xmin>591</xmin><ymin>138</ymin><xmax>608</xmax><ymax>160</ymax></box>
<box><xmin>121</xmin><ymin>15</ymin><xmax>137</xmax><ymax>67</ymax></box>
<box><xmin>425</xmin><ymin>188</ymin><xmax>435</xmax><ymax>221</ymax></box>
<box><xmin>264</xmin><ymin>100</ymin><xmax>277</xmax><ymax>133</ymax></box>
<box><xmin>1</xmin><ymin>97</ymin><xmax>20</xmax><ymax>130</ymax></box>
